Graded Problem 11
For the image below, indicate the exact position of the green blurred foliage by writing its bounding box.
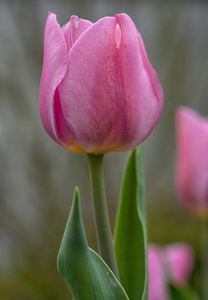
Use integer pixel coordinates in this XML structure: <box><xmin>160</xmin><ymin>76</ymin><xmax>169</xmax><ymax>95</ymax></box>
<box><xmin>0</xmin><ymin>0</ymin><xmax>208</xmax><ymax>298</ymax></box>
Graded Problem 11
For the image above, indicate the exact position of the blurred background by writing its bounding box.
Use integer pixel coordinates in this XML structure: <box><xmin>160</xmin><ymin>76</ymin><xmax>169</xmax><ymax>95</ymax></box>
<box><xmin>0</xmin><ymin>0</ymin><xmax>208</xmax><ymax>298</ymax></box>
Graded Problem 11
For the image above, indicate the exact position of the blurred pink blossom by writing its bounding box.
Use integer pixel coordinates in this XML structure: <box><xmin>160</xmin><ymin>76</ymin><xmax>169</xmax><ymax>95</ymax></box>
<box><xmin>148</xmin><ymin>243</ymin><xmax>194</xmax><ymax>300</ymax></box>
<box><xmin>39</xmin><ymin>12</ymin><xmax>164</xmax><ymax>154</ymax></box>
<box><xmin>148</xmin><ymin>245</ymin><xmax>169</xmax><ymax>300</ymax></box>
<box><xmin>176</xmin><ymin>106</ymin><xmax>208</xmax><ymax>217</ymax></box>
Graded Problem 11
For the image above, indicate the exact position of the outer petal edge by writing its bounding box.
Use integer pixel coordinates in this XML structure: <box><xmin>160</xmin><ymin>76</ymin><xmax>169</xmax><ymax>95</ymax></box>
<box><xmin>39</xmin><ymin>12</ymin><xmax>68</xmax><ymax>144</ymax></box>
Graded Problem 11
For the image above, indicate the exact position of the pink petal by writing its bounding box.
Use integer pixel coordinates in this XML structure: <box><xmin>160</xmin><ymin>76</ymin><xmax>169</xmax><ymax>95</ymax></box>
<box><xmin>59</xmin><ymin>14</ymin><xmax>164</xmax><ymax>153</ymax></box>
<box><xmin>61</xmin><ymin>21</ymin><xmax>71</xmax><ymax>52</ymax></box>
<box><xmin>62</xmin><ymin>16</ymin><xmax>92</xmax><ymax>52</ymax></box>
<box><xmin>69</xmin><ymin>15</ymin><xmax>93</xmax><ymax>48</ymax></box>
<box><xmin>148</xmin><ymin>245</ymin><xmax>170</xmax><ymax>300</ymax></box>
<box><xmin>39</xmin><ymin>12</ymin><xmax>68</xmax><ymax>144</ymax></box>
<box><xmin>164</xmin><ymin>243</ymin><xmax>194</xmax><ymax>285</ymax></box>
<box><xmin>59</xmin><ymin>16</ymin><xmax>118</xmax><ymax>153</ymax></box>
<box><xmin>53</xmin><ymin>88</ymin><xmax>84</xmax><ymax>152</ymax></box>
<box><xmin>176</xmin><ymin>106</ymin><xmax>208</xmax><ymax>217</ymax></box>
<box><xmin>39</xmin><ymin>13</ymin><xmax>82</xmax><ymax>151</ymax></box>
<box><xmin>115</xmin><ymin>14</ymin><xmax>164</xmax><ymax>148</ymax></box>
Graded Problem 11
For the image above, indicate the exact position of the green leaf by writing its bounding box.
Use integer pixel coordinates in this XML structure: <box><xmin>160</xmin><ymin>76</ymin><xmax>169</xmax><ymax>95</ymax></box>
<box><xmin>114</xmin><ymin>145</ymin><xmax>148</xmax><ymax>300</ymax></box>
<box><xmin>169</xmin><ymin>283</ymin><xmax>200</xmax><ymax>300</ymax></box>
<box><xmin>57</xmin><ymin>187</ymin><xmax>129</xmax><ymax>300</ymax></box>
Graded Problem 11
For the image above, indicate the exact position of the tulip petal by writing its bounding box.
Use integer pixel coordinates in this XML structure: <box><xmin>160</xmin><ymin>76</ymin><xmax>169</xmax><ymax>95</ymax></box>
<box><xmin>59</xmin><ymin>14</ymin><xmax>164</xmax><ymax>153</ymax></box>
<box><xmin>115</xmin><ymin>14</ymin><xmax>164</xmax><ymax>148</ymax></box>
<box><xmin>148</xmin><ymin>245</ymin><xmax>170</xmax><ymax>300</ymax></box>
<box><xmin>39</xmin><ymin>12</ymin><xmax>67</xmax><ymax>143</ymax></box>
<box><xmin>59</xmin><ymin>16</ymin><xmax>119</xmax><ymax>153</ymax></box>
<box><xmin>40</xmin><ymin>12</ymin><xmax>82</xmax><ymax>151</ymax></box>
<box><xmin>164</xmin><ymin>243</ymin><xmax>194</xmax><ymax>285</ymax></box>
<box><xmin>61</xmin><ymin>21</ymin><xmax>71</xmax><ymax>52</ymax></box>
<box><xmin>176</xmin><ymin>107</ymin><xmax>208</xmax><ymax>216</ymax></box>
<box><xmin>69</xmin><ymin>16</ymin><xmax>93</xmax><ymax>47</ymax></box>
<box><xmin>53</xmin><ymin>88</ymin><xmax>84</xmax><ymax>152</ymax></box>
<box><xmin>62</xmin><ymin>16</ymin><xmax>92</xmax><ymax>52</ymax></box>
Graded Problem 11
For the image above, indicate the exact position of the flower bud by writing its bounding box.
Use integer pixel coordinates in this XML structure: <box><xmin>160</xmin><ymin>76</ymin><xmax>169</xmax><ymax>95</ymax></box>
<box><xmin>40</xmin><ymin>12</ymin><xmax>164</xmax><ymax>154</ymax></box>
<box><xmin>148</xmin><ymin>243</ymin><xmax>193</xmax><ymax>300</ymax></box>
<box><xmin>176</xmin><ymin>106</ymin><xmax>208</xmax><ymax>217</ymax></box>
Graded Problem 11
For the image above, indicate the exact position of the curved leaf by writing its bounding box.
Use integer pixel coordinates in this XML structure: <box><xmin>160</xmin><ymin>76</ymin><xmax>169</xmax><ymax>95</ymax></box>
<box><xmin>114</xmin><ymin>145</ymin><xmax>148</xmax><ymax>300</ymax></box>
<box><xmin>57</xmin><ymin>187</ymin><xmax>129</xmax><ymax>300</ymax></box>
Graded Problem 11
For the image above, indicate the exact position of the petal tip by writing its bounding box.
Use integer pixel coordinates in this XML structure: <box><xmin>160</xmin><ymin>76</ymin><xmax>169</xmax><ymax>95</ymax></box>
<box><xmin>48</xmin><ymin>11</ymin><xmax>55</xmax><ymax>17</ymax></box>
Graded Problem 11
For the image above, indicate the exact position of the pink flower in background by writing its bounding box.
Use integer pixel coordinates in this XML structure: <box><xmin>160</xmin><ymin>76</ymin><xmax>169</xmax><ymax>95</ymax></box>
<box><xmin>148</xmin><ymin>245</ymin><xmax>169</xmax><ymax>300</ymax></box>
<box><xmin>164</xmin><ymin>243</ymin><xmax>194</xmax><ymax>285</ymax></box>
<box><xmin>148</xmin><ymin>243</ymin><xmax>194</xmax><ymax>300</ymax></box>
<box><xmin>39</xmin><ymin>12</ymin><xmax>164</xmax><ymax>154</ymax></box>
<box><xmin>176</xmin><ymin>106</ymin><xmax>208</xmax><ymax>217</ymax></box>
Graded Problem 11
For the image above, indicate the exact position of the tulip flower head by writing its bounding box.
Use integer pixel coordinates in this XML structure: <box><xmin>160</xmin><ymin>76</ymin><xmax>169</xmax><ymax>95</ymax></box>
<box><xmin>148</xmin><ymin>245</ymin><xmax>169</xmax><ymax>300</ymax></box>
<box><xmin>39</xmin><ymin>12</ymin><xmax>164</xmax><ymax>154</ymax></box>
<box><xmin>148</xmin><ymin>243</ymin><xmax>193</xmax><ymax>300</ymax></box>
<box><xmin>176</xmin><ymin>106</ymin><xmax>208</xmax><ymax>217</ymax></box>
<box><xmin>164</xmin><ymin>243</ymin><xmax>194</xmax><ymax>285</ymax></box>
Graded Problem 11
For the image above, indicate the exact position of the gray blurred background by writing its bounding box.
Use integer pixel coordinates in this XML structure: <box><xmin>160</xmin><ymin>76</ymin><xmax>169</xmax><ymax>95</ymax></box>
<box><xmin>0</xmin><ymin>0</ymin><xmax>208</xmax><ymax>298</ymax></box>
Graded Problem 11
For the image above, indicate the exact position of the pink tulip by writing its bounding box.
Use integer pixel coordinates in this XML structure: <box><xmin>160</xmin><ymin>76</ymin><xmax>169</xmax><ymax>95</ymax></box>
<box><xmin>148</xmin><ymin>245</ymin><xmax>170</xmax><ymax>300</ymax></box>
<box><xmin>148</xmin><ymin>243</ymin><xmax>193</xmax><ymax>300</ymax></box>
<box><xmin>39</xmin><ymin>12</ymin><xmax>164</xmax><ymax>154</ymax></box>
<box><xmin>176</xmin><ymin>106</ymin><xmax>208</xmax><ymax>217</ymax></box>
<box><xmin>164</xmin><ymin>243</ymin><xmax>194</xmax><ymax>285</ymax></box>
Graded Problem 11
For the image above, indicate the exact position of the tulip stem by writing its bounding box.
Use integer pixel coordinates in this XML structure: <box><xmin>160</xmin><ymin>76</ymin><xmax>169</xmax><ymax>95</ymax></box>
<box><xmin>201</xmin><ymin>219</ymin><xmax>208</xmax><ymax>300</ymax></box>
<box><xmin>88</xmin><ymin>154</ymin><xmax>119</xmax><ymax>280</ymax></box>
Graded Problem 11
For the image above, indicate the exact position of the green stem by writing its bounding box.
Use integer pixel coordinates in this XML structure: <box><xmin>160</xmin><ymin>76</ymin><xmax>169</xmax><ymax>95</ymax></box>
<box><xmin>201</xmin><ymin>219</ymin><xmax>208</xmax><ymax>300</ymax></box>
<box><xmin>88</xmin><ymin>153</ymin><xmax>119</xmax><ymax>280</ymax></box>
